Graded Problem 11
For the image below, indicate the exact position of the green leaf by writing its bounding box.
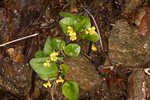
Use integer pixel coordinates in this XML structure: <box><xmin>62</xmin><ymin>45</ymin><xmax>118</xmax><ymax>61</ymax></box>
<box><xmin>59</xmin><ymin>17</ymin><xmax>75</xmax><ymax>33</ymax></box>
<box><xmin>43</xmin><ymin>37</ymin><xmax>53</xmax><ymax>55</ymax></box>
<box><xmin>73</xmin><ymin>16</ymin><xmax>91</xmax><ymax>32</ymax></box>
<box><xmin>64</xmin><ymin>43</ymin><xmax>80</xmax><ymax>57</ymax></box>
<box><xmin>35</xmin><ymin>50</ymin><xmax>45</xmax><ymax>58</ymax></box>
<box><xmin>81</xmin><ymin>32</ymin><xmax>99</xmax><ymax>42</ymax></box>
<box><xmin>59</xmin><ymin>15</ymin><xmax>91</xmax><ymax>34</ymax></box>
<box><xmin>62</xmin><ymin>81</ymin><xmax>79</xmax><ymax>100</ymax></box>
<box><xmin>29</xmin><ymin>57</ymin><xmax>58</xmax><ymax>80</ymax></box>
<box><xmin>60</xmin><ymin>64</ymin><xmax>69</xmax><ymax>75</ymax></box>
<box><xmin>38</xmin><ymin>73</ymin><xmax>57</xmax><ymax>81</ymax></box>
<box><xmin>59</xmin><ymin>12</ymin><xmax>74</xmax><ymax>17</ymax></box>
<box><xmin>52</xmin><ymin>38</ymin><xmax>66</xmax><ymax>50</ymax></box>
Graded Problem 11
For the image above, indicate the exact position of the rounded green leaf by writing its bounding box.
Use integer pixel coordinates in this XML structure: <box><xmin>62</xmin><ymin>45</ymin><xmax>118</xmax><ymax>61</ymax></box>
<box><xmin>73</xmin><ymin>16</ymin><xmax>91</xmax><ymax>32</ymax></box>
<box><xmin>60</xmin><ymin>64</ymin><xmax>69</xmax><ymax>75</ymax></box>
<box><xmin>29</xmin><ymin>57</ymin><xmax>58</xmax><ymax>80</ymax></box>
<box><xmin>64</xmin><ymin>44</ymin><xmax>80</xmax><ymax>57</ymax></box>
<box><xmin>62</xmin><ymin>81</ymin><xmax>79</xmax><ymax>100</ymax></box>
<box><xmin>52</xmin><ymin>38</ymin><xmax>66</xmax><ymax>50</ymax></box>
<box><xmin>43</xmin><ymin>37</ymin><xmax>53</xmax><ymax>55</ymax></box>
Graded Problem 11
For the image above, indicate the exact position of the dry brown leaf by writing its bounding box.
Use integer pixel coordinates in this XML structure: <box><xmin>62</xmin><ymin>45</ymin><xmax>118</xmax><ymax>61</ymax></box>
<box><xmin>70</xmin><ymin>0</ymin><xmax>78</xmax><ymax>13</ymax></box>
<box><xmin>7</xmin><ymin>46</ymin><xmax>24</xmax><ymax>63</ymax></box>
<box><xmin>31</xmin><ymin>87</ymin><xmax>40</xmax><ymax>99</ymax></box>
<box><xmin>108</xmin><ymin>72</ymin><xmax>123</xmax><ymax>87</ymax></box>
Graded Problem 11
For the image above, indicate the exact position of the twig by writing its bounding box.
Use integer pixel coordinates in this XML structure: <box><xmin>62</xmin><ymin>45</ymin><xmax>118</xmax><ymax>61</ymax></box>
<box><xmin>0</xmin><ymin>33</ymin><xmax>39</xmax><ymax>47</ymax></box>
<box><xmin>83</xmin><ymin>8</ymin><xmax>104</xmax><ymax>52</ymax></box>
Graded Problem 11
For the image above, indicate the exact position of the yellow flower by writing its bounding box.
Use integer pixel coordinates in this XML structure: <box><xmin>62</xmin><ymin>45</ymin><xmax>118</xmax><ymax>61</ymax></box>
<box><xmin>88</xmin><ymin>26</ymin><xmax>95</xmax><ymax>35</ymax></box>
<box><xmin>85</xmin><ymin>30</ymin><xmax>89</xmax><ymax>34</ymax></box>
<box><xmin>66</xmin><ymin>26</ymin><xmax>77</xmax><ymax>41</ymax></box>
<box><xmin>91</xmin><ymin>26</ymin><xmax>96</xmax><ymax>31</ymax></box>
<box><xmin>91</xmin><ymin>44</ymin><xmax>97</xmax><ymax>51</ymax></box>
<box><xmin>69</xmin><ymin>32</ymin><xmax>77</xmax><ymax>41</ymax></box>
<box><xmin>70</xmin><ymin>36</ymin><xmax>77</xmax><ymax>41</ymax></box>
<box><xmin>86</xmin><ymin>26</ymin><xmax>96</xmax><ymax>35</ymax></box>
<box><xmin>56</xmin><ymin>76</ymin><xmax>64</xmax><ymax>84</ymax></box>
<box><xmin>68</xmin><ymin>31</ymin><xmax>75</xmax><ymax>36</ymax></box>
<box><xmin>43</xmin><ymin>60</ymin><xmax>50</xmax><ymax>67</ymax></box>
<box><xmin>43</xmin><ymin>81</ymin><xmax>51</xmax><ymax>88</ymax></box>
<box><xmin>67</xmin><ymin>26</ymin><xmax>74</xmax><ymax>34</ymax></box>
<box><xmin>50</xmin><ymin>52</ymin><xmax>59</xmax><ymax>62</ymax></box>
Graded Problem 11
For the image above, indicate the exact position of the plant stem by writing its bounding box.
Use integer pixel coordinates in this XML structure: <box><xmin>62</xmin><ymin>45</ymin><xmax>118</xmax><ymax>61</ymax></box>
<box><xmin>50</xmin><ymin>87</ymin><xmax>55</xmax><ymax>100</ymax></box>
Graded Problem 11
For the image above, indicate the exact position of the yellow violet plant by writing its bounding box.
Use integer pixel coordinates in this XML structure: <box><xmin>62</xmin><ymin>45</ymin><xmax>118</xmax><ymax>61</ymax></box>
<box><xmin>29</xmin><ymin>12</ymin><xmax>100</xmax><ymax>100</ymax></box>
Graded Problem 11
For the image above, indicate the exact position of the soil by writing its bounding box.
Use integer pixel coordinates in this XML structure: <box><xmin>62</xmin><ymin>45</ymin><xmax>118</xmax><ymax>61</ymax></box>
<box><xmin>0</xmin><ymin>0</ymin><xmax>150</xmax><ymax>100</ymax></box>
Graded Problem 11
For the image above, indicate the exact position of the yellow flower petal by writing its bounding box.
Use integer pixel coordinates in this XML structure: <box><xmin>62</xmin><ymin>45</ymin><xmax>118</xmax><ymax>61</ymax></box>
<box><xmin>86</xmin><ymin>27</ymin><xmax>96</xmax><ymax>35</ymax></box>
<box><xmin>50</xmin><ymin>52</ymin><xmax>59</xmax><ymax>62</ymax></box>
<box><xmin>89</xmin><ymin>30</ymin><xmax>95</xmax><ymax>35</ymax></box>
<box><xmin>67</xmin><ymin>26</ymin><xmax>74</xmax><ymax>34</ymax></box>
<box><xmin>67</xmin><ymin>26</ymin><xmax>72</xmax><ymax>30</ymax></box>
<box><xmin>46</xmin><ymin>60</ymin><xmax>50</xmax><ymax>63</ymax></box>
<box><xmin>91</xmin><ymin>44</ymin><xmax>97</xmax><ymax>51</ymax></box>
<box><xmin>70</xmin><ymin>35</ymin><xmax>77</xmax><ymax>41</ymax></box>
<box><xmin>43</xmin><ymin>84</ymin><xmax>48</xmax><ymax>88</ymax></box>
<box><xmin>43</xmin><ymin>60</ymin><xmax>50</xmax><ymax>67</ymax></box>
<box><xmin>69</xmin><ymin>32</ymin><xmax>77</xmax><ymax>41</ymax></box>
<box><xmin>87</xmin><ymin>27</ymin><xmax>91</xmax><ymax>31</ymax></box>
<box><xmin>43</xmin><ymin>62</ymin><xmax>47</xmax><ymax>66</ymax></box>
<box><xmin>47</xmin><ymin>63</ymin><xmax>50</xmax><ymax>67</ymax></box>
<box><xmin>43</xmin><ymin>81</ymin><xmax>51</xmax><ymax>88</ymax></box>
<box><xmin>69</xmin><ymin>32</ymin><xmax>76</xmax><ymax>36</ymax></box>
<box><xmin>56</xmin><ymin>76</ymin><xmax>64</xmax><ymax>84</ymax></box>
<box><xmin>91</xmin><ymin>26</ymin><xmax>96</xmax><ymax>31</ymax></box>
<box><xmin>85</xmin><ymin>30</ymin><xmax>89</xmax><ymax>34</ymax></box>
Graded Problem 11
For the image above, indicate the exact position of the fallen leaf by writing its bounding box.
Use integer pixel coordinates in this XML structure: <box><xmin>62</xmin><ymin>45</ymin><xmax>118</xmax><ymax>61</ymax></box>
<box><xmin>108</xmin><ymin>72</ymin><xmax>123</xmax><ymax>87</ymax></box>
<box><xmin>7</xmin><ymin>46</ymin><xmax>24</xmax><ymax>63</ymax></box>
<box><xmin>70</xmin><ymin>0</ymin><xmax>78</xmax><ymax>13</ymax></box>
<box><xmin>31</xmin><ymin>87</ymin><xmax>40</xmax><ymax>99</ymax></box>
<box><xmin>7</xmin><ymin>48</ymin><xmax>15</xmax><ymax>57</ymax></box>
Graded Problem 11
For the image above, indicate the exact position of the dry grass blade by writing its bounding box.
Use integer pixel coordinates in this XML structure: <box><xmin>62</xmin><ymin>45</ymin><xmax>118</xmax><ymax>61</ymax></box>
<box><xmin>0</xmin><ymin>33</ymin><xmax>39</xmax><ymax>47</ymax></box>
<box><xmin>144</xmin><ymin>68</ymin><xmax>150</xmax><ymax>75</ymax></box>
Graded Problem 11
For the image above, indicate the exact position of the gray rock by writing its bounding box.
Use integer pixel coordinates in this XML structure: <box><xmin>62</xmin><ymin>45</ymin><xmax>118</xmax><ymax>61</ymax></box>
<box><xmin>109</xmin><ymin>19</ymin><xmax>150</xmax><ymax>66</ymax></box>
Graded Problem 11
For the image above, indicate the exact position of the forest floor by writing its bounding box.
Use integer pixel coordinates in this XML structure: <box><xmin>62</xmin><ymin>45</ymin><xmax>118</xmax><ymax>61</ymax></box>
<box><xmin>0</xmin><ymin>0</ymin><xmax>150</xmax><ymax>100</ymax></box>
